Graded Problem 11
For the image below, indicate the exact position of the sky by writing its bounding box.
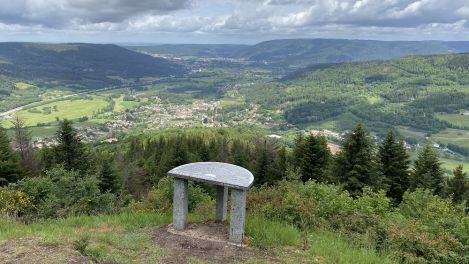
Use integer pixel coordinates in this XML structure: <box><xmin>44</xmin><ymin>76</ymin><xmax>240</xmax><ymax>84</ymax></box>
<box><xmin>0</xmin><ymin>0</ymin><xmax>468</xmax><ymax>44</ymax></box>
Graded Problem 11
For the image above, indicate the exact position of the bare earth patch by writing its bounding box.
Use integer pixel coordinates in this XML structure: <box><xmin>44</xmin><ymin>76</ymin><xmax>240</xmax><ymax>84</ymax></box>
<box><xmin>153</xmin><ymin>221</ymin><xmax>277</xmax><ymax>264</ymax></box>
<box><xmin>0</xmin><ymin>238</ymin><xmax>90</xmax><ymax>264</ymax></box>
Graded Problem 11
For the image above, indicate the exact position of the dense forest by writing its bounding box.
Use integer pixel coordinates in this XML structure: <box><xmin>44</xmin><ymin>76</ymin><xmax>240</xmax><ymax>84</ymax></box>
<box><xmin>1</xmin><ymin>119</ymin><xmax>468</xmax><ymax>263</ymax></box>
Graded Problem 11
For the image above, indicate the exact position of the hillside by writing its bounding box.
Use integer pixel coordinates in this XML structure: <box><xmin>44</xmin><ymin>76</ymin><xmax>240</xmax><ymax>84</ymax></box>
<box><xmin>0</xmin><ymin>43</ymin><xmax>186</xmax><ymax>89</ymax></box>
<box><xmin>241</xmin><ymin>53</ymin><xmax>469</xmax><ymax>138</ymax></box>
<box><xmin>240</xmin><ymin>39</ymin><xmax>468</xmax><ymax>69</ymax></box>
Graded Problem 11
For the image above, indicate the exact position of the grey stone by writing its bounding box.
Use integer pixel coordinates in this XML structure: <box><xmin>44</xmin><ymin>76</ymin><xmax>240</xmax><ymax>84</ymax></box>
<box><xmin>215</xmin><ymin>186</ymin><xmax>228</xmax><ymax>221</ymax></box>
<box><xmin>229</xmin><ymin>188</ymin><xmax>247</xmax><ymax>243</ymax></box>
<box><xmin>168</xmin><ymin>162</ymin><xmax>254</xmax><ymax>190</ymax></box>
<box><xmin>169</xmin><ymin>162</ymin><xmax>252</xmax><ymax>244</ymax></box>
<box><xmin>173</xmin><ymin>178</ymin><xmax>188</xmax><ymax>230</ymax></box>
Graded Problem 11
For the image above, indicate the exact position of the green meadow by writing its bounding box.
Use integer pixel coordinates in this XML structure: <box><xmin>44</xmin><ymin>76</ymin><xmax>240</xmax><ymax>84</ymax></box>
<box><xmin>3</xmin><ymin>96</ymin><xmax>110</xmax><ymax>128</ymax></box>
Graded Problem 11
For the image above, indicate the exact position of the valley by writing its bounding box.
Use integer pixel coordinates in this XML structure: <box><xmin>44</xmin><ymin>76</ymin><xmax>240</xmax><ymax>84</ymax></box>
<box><xmin>1</xmin><ymin>40</ymin><xmax>469</xmax><ymax>174</ymax></box>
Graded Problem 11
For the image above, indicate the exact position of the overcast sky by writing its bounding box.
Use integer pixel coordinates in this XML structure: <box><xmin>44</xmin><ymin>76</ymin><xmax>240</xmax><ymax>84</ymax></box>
<box><xmin>0</xmin><ymin>0</ymin><xmax>468</xmax><ymax>44</ymax></box>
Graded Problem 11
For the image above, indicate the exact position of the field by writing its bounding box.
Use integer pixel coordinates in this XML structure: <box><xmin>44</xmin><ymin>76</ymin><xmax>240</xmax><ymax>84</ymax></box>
<box><xmin>432</xmin><ymin>128</ymin><xmax>469</xmax><ymax>148</ymax></box>
<box><xmin>436</xmin><ymin>113</ymin><xmax>469</xmax><ymax>128</ymax></box>
<box><xmin>113</xmin><ymin>96</ymin><xmax>141</xmax><ymax>112</ymax></box>
<box><xmin>14</xmin><ymin>82</ymin><xmax>35</xmax><ymax>90</ymax></box>
<box><xmin>2</xmin><ymin>96</ymin><xmax>110</xmax><ymax>128</ymax></box>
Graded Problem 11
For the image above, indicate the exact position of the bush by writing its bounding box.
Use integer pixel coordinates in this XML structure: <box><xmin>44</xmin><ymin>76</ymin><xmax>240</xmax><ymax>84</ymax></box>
<box><xmin>248</xmin><ymin>182</ymin><xmax>469</xmax><ymax>263</ymax></box>
<box><xmin>399</xmin><ymin>189</ymin><xmax>466</xmax><ymax>233</ymax></box>
<box><xmin>0</xmin><ymin>189</ymin><xmax>31</xmax><ymax>217</ymax></box>
<box><xmin>130</xmin><ymin>176</ymin><xmax>212</xmax><ymax>214</ymax></box>
<box><xmin>12</xmin><ymin>166</ymin><xmax>118</xmax><ymax>220</ymax></box>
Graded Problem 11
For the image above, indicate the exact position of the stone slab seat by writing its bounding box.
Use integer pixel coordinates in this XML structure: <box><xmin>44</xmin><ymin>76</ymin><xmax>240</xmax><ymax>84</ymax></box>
<box><xmin>168</xmin><ymin>162</ymin><xmax>254</xmax><ymax>243</ymax></box>
<box><xmin>168</xmin><ymin>162</ymin><xmax>254</xmax><ymax>190</ymax></box>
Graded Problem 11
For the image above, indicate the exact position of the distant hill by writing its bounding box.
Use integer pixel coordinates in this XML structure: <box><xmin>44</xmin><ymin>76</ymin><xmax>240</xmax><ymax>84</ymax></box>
<box><xmin>240</xmin><ymin>53</ymin><xmax>469</xmax><ymax>133</ymax></box>
<box><xmin>240</xmin><ymin>39</ymin><xmax>469</xmax><ymax>70</ymax></box>
<box><xmin>131</xmin><ymin>39</ymin><xmax>469</xmax><ymax>71</ymax></box>
<box><xmin>128</xmin><ymin>44</ymin><xmax>248</xmax><ymax>57</ymax></box>
<box><xmin>0</xmin><ymin>43</ymin><xmax>186</xmax><ymax>89</ymax></box>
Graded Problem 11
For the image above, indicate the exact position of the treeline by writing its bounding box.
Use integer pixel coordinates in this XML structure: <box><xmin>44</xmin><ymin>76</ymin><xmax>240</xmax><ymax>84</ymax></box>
<box><xmin>1</xmin><ymin>119</ymin><xmax>467</xmax><ymax>215</ymax></box>
<box><xmin>1</xmin><ymin>120</ymin><xmax>469</xmax><ymax>262</ymax></box>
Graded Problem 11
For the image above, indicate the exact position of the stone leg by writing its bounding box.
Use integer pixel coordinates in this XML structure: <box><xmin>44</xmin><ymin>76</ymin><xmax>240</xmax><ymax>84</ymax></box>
<box><xmin>229</xmin><ymin>188</ymin><xmax>247</xmax><ymax>243</ymax></box>
<box><xmin>215</xmin><ymin>186</ymin><xmax>228</xmax><ymax>221</ymax></box>
<box><xmin>173</xmin><ymin>178</ymin><xmax>188</xmax><ymax>230</ymax></box>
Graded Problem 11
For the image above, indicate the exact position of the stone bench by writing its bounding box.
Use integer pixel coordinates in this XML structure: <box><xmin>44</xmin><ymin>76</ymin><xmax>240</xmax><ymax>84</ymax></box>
<box><xmin>168</xmin><ymin>162</ymin><xmax>254</xmax><ymax>243</ymax></box>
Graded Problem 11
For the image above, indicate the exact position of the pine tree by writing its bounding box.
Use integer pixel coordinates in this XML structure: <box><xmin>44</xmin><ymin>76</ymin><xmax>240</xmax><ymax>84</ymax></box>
<box><xmin>0</xmin><ymin>126</ymin><xmax>21</xmax><ymax>186</ymax></box>
<box><xmin>53</xmin><ymin>119</ymin><xmax>89</xmax><ymax>172</ymax></box>
<box><xmin>334</xmin><ymin>123</ymin><xmax>377</xmax><ymax>196</ymax></box>
<box><xmin>98</xmin><ymin>158</ymin><xmax>121</xmax><ymax>194</ymax></box>
<box><xmin>377</xmin><ymin>131</ymin><xmax>411</xmax><ymax>204</ymax></box>
<box><xmin>254</xmin><ymin>138</ymin><xmax>269</xmax><ymax>186</ymax></box>
<box><xmin>447</xmin><ymin>165</ymin><xmax>468</xmax><ymax>204</ymax></box>
<box><xmin>300</xmin><ymin>133</ymin><xmax>331</xmax><ymax>183</ymax></box>
<box><xmin>411</xmin><ymin>144</ymin><xmax>445</xmax><ymax>196</ymax></box>
<box><xmin>292</xmin><ymin>132</ymin><xmax>306</xmax><ymax>169</ymax></box>
<box><xmin>11</xmin><ymin>115</ymin><xmax>39</xmax><ymax>176</ymax></box>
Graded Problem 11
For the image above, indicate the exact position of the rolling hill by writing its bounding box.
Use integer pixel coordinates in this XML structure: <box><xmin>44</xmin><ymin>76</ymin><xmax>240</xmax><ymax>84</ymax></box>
<box><xmin>0</xmin><ymin>43</ymin><xmax>186</xmax><ymax>90</ymax></box>
<box><xmin>241</xmin><ymin>53</ymin><xmax>469</xmax><ymax>135</ymax></box>
<box><xmin>130</xmin><ymin>39</ymin><xmax>469</xmax><ymax>71</ymax></box>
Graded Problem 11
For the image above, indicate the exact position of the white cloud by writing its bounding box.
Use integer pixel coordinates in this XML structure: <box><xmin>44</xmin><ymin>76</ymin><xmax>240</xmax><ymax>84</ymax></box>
<box><xmin>0</xmin><ymin>0</ymin><xmax>468</xmax><ymax>42</ymax></box>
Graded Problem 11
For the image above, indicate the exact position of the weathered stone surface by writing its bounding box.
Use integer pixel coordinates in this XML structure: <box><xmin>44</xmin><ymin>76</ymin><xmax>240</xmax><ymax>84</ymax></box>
<box><xmin>215</xmin><ymin>186</ymin><xmax>228</xmax><ymax>221</ymax></box>
<box><xmin>168</xmin><ymin>162</ymin><xmax>254</xmax><ymax>190</ymax></box>
<box><xmin>229</xmin><ymin>189</ymin><xmax>247</xmax><ymax>243</ymax></box>
<box><xmin>173</xmin><ymin>178</ymin><xmax>188</xmax><ymax>230</ymax></box>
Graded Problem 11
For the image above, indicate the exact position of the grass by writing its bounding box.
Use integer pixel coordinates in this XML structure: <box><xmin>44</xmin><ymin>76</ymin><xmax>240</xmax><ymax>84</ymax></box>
<box><xmin>440</xmin><ymin>157</ymin><xmax>469</xmax><ymax>174</ymax></box>
<box><xmin>113</xmin><ymin>96</ymin><xmax>141</xmax><ymax>112</ymax></box>
<box><xmin>0</xmin><ymin>212</ymin><xmax>171</xmax><ymax>264</ymax></box>
<box><xmin>6</xmin><ymin>96</ymin><xmax>110</xmax><ymax>128</ymax></box>
<box><xmin>0</xmin><ymin>212</ymin><xmax>397</xmax><ymax>263</ymax></box>
<box><xmin>15</xmin><ymin>82</ymin><xmax>35</xmax><ymax>90</ymax></box>
<box><xmin>432</xmin><ymin>128</ymin><xmax>469</xmax><ymax>148</ymax></box>
<box><xmin>245</xmin><ymin>215</ymin><xmax>302</xmax><ymax>247</ymax></box>
<box><xmin>436</xmin><ymin>113</ymin><xmax>469</xmax><ymax>128</ymax></box>
<box><xmin>308</xmin><ymin>231</ymin><xmax>396</xmax><ymax>264</ymax></box>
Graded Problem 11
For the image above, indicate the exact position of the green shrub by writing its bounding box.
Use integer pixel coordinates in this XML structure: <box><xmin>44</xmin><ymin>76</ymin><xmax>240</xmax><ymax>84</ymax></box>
<box><xmin>399</xmin><ymin>189</ymin><xmax>466</xmax><ymax>233</ymax></box>
<box><xmin>12</xmin><ymin>166</ymin><xmax>118</xmax><ymax>220</ymax></box>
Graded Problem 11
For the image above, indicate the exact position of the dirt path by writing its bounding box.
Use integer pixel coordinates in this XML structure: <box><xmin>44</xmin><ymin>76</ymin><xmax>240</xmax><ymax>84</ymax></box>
<box><xmin>152</xmin><ymin>221</ymin><xmax>277</xmax><ymax>264</ymax></box>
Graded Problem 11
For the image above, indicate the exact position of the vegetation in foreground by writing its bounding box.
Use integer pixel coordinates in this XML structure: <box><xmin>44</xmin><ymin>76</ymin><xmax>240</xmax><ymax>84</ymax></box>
<box><xmin>1</xmin><ymin>119</ymin><xmax>468</xmax><ymax>263</ymax></box>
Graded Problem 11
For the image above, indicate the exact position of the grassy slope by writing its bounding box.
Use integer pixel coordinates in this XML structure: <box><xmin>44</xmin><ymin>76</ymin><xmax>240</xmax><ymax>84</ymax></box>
<box><xmin>0</xmin><ymin>212</ymin><xmax>395</xmax><ymax>264</ymax></box>
<box><xmin>2</xmin><ymin>96</ymin><xmax>110</xmax><ymax>128</ymax></box>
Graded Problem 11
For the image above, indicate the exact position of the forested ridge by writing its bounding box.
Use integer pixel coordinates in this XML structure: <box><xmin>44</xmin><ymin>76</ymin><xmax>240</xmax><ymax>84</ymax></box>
<box><xmin>0</xmin><ymin>43</ymin><xmax>186</xmax><ymax>90</ymax></box>
<box><xmin>1</xmin><ymin>119</ymin><xmax>468</xmax><ymax>263</ymax></box>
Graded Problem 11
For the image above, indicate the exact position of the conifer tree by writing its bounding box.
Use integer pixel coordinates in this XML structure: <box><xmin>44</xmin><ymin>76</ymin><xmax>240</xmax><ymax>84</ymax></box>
<box><xmin>377</xmin><ymin>131</ymin><xmax>411</xmax><ymax>203</ymax></box>
<box><xmin>0</xmin><ymin>126</ymin><xmax>21</xmax><ymax>186</ymax></box>
<box><xmin>292</xmin><ymin>132</ymin><xmax>306</xmax><ymax>169</ymax></box>
<box><xmin>254</xmin><ymin>139</ymin><xmax>269</xmax><ymax>186</ymax></box>
<box><xmin>300</xmin><ymin>133</ymin><xmax>331</xmax><ymax>183</ymax></box>
<box><xmin>334</xmin><ymin>123</ymin><xmax>377</xmax><ymax>196</ymax></box>
<box><xmin>98</xmin><ymin>158</ymin><xmax>121</xmax><ymax>194</ymax></box>
<box><xmin>447</xmin><ymin>165</ymin><xmax>468</xmax><ymax>204</ymax></box>
<box><xmin>53</xmin><ymin>119</ymin><xmax>89</xmax><ymax>172</ymax></box>
<box><xmin>411</xmin><ymin>144</ymin><xmax>445</xmax><ymax>196</ymax></box>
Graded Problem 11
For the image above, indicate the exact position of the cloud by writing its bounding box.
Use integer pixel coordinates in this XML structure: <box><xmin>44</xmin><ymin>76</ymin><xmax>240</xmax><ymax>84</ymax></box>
<box><xmin>0</xmin><ymin>0</ymin><xmax>468</xmax><ymax>42</ymax></box>
<box><xmin>0</xmin><ymin>0</ymin><xmax>191</xmax><ymax>27</ymax></box>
